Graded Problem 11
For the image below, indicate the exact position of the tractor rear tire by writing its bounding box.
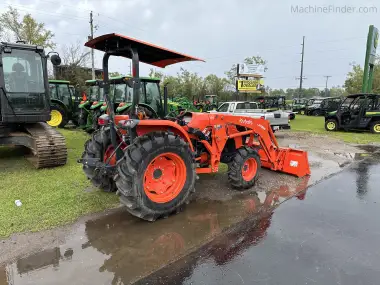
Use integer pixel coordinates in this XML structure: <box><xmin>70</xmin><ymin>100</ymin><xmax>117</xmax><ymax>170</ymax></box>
<box><xmin>116</xmin><ymin>132</ymin><xmax>196</xmax><ymax>221</ymax></box>
<box><xmin>370</xmin><ymin>121</ymin><xmax>380</xmax><ymax>134</ymax></box>
<box><xmin>48</xmin><ymin>104</ymin><xmax>68</xmax><ymax>128</ymax></box>
<box><xmin>81</xmin><ymin>128</ymin><xmax>117</xmax><ymax>192</ymax></box>
<box><xmin>228</xmin><ymin>147</ymin><xmax>261</xmax><ymax>190</ymax></box>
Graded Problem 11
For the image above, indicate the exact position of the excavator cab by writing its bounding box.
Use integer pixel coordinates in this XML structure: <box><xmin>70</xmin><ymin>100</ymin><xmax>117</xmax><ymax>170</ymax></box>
<box><xmin>0</xmin><ymin>41</ymin><xmax>67</xmax><ymax>168</ymax></box>
<box><xmin>80</xmin><ymin>33</ymin><xmax>310</xmax><ymax>221</ymax></box>
<box><xmin>0</xmin><ymin>42</ymin><xmax>59</xmax><ymax>123</ymax></box>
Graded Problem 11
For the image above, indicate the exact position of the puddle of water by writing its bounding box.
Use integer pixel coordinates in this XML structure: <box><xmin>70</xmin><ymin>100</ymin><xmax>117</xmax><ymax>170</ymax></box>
<box><xmin>0</xmin><ymin>176</ymin><xmax>310</xmax><ymax>285</ymax></box>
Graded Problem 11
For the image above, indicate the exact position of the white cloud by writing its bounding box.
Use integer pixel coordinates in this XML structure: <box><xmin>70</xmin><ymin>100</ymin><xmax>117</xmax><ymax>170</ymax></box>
<box><xmin>143</xmin><ymin>9</ymin><xmax>152</xmax><ymax>20</ymax></box>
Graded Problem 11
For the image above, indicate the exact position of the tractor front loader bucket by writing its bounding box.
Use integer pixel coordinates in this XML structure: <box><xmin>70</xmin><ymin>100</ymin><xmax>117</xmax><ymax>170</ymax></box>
<box><xmin>258</xmin><ymin>148</ymin><xmax>311</xmax><ymax>177</ymax></box>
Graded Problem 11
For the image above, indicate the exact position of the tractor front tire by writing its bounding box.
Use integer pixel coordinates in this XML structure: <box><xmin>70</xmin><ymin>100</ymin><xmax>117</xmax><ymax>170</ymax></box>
<box><xmin>48</xmin><ymin>104</ymin><xmax>68</xmax><ymax>128</ymax></box>
<box><xmin>325</xmin><ymin>119</ymin><xmax>338</xmax><ymax>131</ymax></box>
<box><xmin>116</xmin><ymin>132</ymin><xmax>196</xmax><ymax>221</ymax></box>
<box><xmin>370</xmin><ymin>121</ymin><xmax>380</xmax><ymax>134</ymax></box>
<box><xmin>228</xmin><ymin>147</ymin><xmax>261</xmax><ymax>190</ymax></box>
<box><xmin>81</xmin><ymin>128</ymin><xmax>117</xmax><ymax>192</ymax></box>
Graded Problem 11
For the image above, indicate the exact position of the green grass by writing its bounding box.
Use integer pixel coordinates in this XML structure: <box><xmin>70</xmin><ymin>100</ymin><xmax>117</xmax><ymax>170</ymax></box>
<box><xmin>291</xmin><ymin>115</ymin><xmax>380</xmax><ymax>144</ymax></box>
<box><xmin>0</xmin><ymin>129</ymin><xmax>119</xmax><ymax>238</ymax></box>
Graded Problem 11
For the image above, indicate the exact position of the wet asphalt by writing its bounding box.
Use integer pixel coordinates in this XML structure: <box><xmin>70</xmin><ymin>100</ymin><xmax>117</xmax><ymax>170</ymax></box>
<box><xmin>0</xmin><ymin>150</ymin><xmax>379</xmax><ymax>284</ymax></box>
<box><xmin>139</xmin><ymin>153</ymin><xmax>380</xmax><ymax>285</ymax></box>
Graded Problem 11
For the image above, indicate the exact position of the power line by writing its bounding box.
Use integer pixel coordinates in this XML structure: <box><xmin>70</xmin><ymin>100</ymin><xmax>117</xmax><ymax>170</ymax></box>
<box><xmin>2</xmin><ymin>3</ymin><xmax>89</xmax><ymax>21</ymax></box>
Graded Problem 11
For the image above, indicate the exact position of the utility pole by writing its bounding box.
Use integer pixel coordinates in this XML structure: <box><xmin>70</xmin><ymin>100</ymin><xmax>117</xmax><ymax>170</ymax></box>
<box><xmin>298</xmin><ymin>36</ymin><xmax>305</xmax><ymax>99</ymax></box>
<box><xmin>89</xmin><ymin>11</ymin><xmax>95</xmax><ymax>80</ymax></box>
<box><xmin>324</xmin><ymin>75</ymin><xmax>331</xmax><ymax>96</ymax></box>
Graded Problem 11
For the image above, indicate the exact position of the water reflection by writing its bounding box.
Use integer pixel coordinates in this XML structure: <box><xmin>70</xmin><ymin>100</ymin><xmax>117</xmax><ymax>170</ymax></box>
<box><xmin>2</xmin><ymin>176</ymin><xmax>310</xmax><ymax>285</ymax></box>
<box><xmin>137</xmin><ymin>176</ymin><xmax>310</xmax><ymax>284</ymax></box>
<box><xmin>82</xmin><ymin>176</ymin><xmax>310</xmax><ymax>284</ymax></box>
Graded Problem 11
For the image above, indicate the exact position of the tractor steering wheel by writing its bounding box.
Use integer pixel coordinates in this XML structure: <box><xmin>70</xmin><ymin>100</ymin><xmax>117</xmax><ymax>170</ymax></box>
<box><xmin>175</xmin><ymin>109</ymin><xmax>190</xmax><ymax>126</ymax></box>
<box><xmin>123</xmin><ymin>103</ymin><xmax>158</xmax><ymax>119</ymax></box>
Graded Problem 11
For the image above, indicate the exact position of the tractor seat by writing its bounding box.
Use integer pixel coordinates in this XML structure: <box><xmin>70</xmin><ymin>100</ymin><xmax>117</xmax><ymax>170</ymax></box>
<box><xmin>9</xmin><ymin>63</ymin><xmax>29</xmax><ymax>92</ymax></box>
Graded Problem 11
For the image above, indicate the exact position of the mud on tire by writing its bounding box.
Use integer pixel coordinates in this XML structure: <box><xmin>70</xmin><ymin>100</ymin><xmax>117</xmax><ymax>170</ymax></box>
<box><xmin>228</xmin><ymin>147</ymin><xmax>261</xmax><ymax>190</ymax></box>
<box><xmin>81</xmin><ymin>127</ymin><xmax>116</xmax><ymax>192</ymax></box>
<box><xmin>115</xmin><ymin>132</ymin><xmax>196</xmax><ymax>221</ymax></box>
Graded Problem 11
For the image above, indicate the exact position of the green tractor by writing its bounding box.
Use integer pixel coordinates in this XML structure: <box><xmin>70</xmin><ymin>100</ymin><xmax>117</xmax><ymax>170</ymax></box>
<box><xmin>290</xmin><ymin>98</ymin><xmax>308</xmax><ymax>115</ymax></box>
<box><xmin>115</xmin><ymin>77</ymin><xmax>184</xmax><ymax>116</ymax></box>
<box><xmin>47</xmin><ymin>80</ymin><xmax>80</xmax><ymax>128</ymax></box>
<box><xmin>78</xmin><ymin>79</ymin><xmax>102</xmax><ymax>131</ymax></box>
<box><xmin>173</xmin><ymin>96</ymin><xmax>198</xmax><ymax>112</ymax></box>
<box><xmin>254</xmin><ymin>95</ymin><xmax>296</xmax><ymax>120</ymax></box>
<box><xmin>325</xmin><ymin>93</ymin><xmax>380</xmax><ymax>134</ymax></box>
<box><xmin>191</xmin><ymin>95</ymin><xmax>218</xmax><ymax>112</ymax></box>
<box><xmin>204</xmin><ymin>95</ymin><xmax>218</xmax><ymax>110</ymax></box>
<box><xmin>114</xmin><ymin>76</ymin><xmax>155</xmax><ymax>115</ymax></box>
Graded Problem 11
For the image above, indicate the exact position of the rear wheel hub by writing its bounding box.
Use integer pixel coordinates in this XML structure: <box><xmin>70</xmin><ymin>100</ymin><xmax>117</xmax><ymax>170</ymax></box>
<box><xmin>144</xmin><ymin>153</ymin><xmax>186</xmax><ymax>203</ymax></box>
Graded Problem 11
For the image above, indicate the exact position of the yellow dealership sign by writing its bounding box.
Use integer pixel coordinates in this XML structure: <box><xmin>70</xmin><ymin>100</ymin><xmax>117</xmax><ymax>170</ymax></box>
<box><xmin>236</xmin><ymin>79</ymin><xmax>264</xmax><ymax>92</ymax></box>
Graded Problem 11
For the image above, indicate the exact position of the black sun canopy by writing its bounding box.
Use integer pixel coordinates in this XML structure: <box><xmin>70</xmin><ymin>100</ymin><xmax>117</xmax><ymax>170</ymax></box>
<box><xmin>85</xmin><ymin>33</ymin><xmax>205</xmax><ymax>68</ymax></box>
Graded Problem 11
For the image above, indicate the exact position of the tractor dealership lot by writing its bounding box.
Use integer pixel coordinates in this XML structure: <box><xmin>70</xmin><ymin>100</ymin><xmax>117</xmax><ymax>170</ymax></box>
<box><xmin>1</xmin><ymin>116</ymin><xmax>379</xmax><ymax>284</ymax></box>
<box><xmin>0</xmin><ymin>116</ymin><xmax>376</xmax><ymax>238</ymax></box>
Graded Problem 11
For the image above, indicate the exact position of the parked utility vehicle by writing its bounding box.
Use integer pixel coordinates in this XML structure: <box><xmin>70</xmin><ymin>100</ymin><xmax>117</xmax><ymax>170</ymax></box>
<box><xmin>212</xmin><ymin>101</ymin><xmax>290</xmax><ymax>131</ymax></box>
<box><xmin>325</xmin><ymin>93</ymin><xmax>380</xmax><ymax>133</ymax></box>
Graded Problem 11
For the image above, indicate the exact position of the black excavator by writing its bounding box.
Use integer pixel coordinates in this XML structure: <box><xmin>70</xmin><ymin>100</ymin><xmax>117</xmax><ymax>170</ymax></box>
<box><xmin>0</xmin><ymin>41</ymin><xmax>67</xmax><ymax>168</ymax></box>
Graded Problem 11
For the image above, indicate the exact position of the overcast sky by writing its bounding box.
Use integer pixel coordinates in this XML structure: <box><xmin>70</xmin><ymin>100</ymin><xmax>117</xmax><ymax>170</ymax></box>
<box><xmin>1</xmin><ymin>0</ymin><xmax>379</xmax><ymax>89</ymax></box>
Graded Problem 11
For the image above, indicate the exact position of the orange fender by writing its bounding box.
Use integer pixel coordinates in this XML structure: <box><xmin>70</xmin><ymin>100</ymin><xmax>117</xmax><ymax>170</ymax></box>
<box><xmin>136</xmin><ymin>120</ymin><xmax>194</xmax><ymax>151</ymax></box>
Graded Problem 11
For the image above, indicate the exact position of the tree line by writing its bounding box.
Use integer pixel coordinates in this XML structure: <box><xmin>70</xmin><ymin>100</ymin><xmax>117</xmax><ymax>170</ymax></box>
<box><xmin>1</xmin><ymin>6</ymin><xmax>377</xmax><ymax>100</ymax></box>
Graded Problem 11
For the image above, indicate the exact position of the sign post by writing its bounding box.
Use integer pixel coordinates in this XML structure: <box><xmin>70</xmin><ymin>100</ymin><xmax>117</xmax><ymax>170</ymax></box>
<box><xmin>362</xmin><ymin>25</ymin><xmax>379</xmax><ymax>93</ymax></box>
<box><xmin>236</xmin><ymin>63</ymin><xmax>265</xmax><ymax>100</ymax></box>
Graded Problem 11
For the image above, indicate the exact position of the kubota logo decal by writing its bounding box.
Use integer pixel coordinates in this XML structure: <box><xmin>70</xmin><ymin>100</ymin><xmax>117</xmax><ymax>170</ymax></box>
<box><xmin>290</xmin><ymin>160</ymin><xmax>299</xmax><ymax>167</ymax></box>
<box><xmin>239</xmin><ymin>118</ymin><xmax>253</xmax><ymax>125</ymax></box>
<box><xmin>257</xmin><ymin>124</ymin><xmax>266</xmax><ymax>130</ymax></box>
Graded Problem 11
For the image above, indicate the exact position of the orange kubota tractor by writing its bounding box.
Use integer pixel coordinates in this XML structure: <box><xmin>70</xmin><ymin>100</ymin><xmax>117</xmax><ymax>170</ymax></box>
<box><xmin>79</xmin><ymin>33</ymin><xmax>310</xmax><ymax>221</ymax></box>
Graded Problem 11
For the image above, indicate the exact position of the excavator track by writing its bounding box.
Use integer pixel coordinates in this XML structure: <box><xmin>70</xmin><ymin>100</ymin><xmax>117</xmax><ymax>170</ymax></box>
<box><xmin>24</xmin><ymin>122</ymin><xmax>67</xmax><ymax>168</ymax></box>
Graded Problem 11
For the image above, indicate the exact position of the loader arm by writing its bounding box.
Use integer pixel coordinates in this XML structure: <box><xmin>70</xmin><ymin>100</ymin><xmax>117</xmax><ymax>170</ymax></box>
<box><xmin>223</xmin><ymin>114</ymin><xmax>310</xmax><ymax>177</ymax></box>
<box><xmin>195</xmin><ymin>114</ymin><xmax>310</xmax><ymax>177</ymax></box>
